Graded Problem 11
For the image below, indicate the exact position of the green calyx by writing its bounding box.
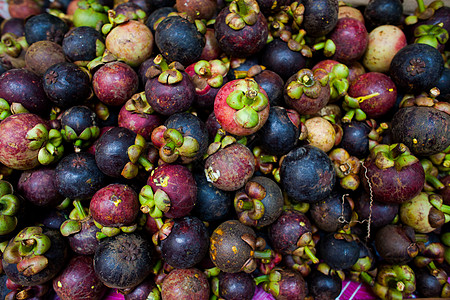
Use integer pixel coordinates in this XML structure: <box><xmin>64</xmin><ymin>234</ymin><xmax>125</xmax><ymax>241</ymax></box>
<box><xmin>226</xmin><ymin>78</ymin><xmax>268</xmax><ymax>129</ymax></box>
<box><xmin>226</xmin><ymin>0</ymin><xmax>260</xmax><ymax>30</ymax></box>
<box><xmin>0</xmin><ymin>33</ymin><xmax>27</xmax><ymax>58</ymax></box>
<box><xmin>61</xmin><ymin>125</ymin><xmax>100</xmax><ymax>150</ymax></box>
<box><xmin>73</xmin><ymin>0</ymin><xmax>109</xmax><ymax>29</ymax></box>
<box><xmin>415</xmin><ymin>23</ymin><xmax>449</xmax><ymax>48</ymax></box>
<box><xmin>121</xmin><ymin>134</ymin><xmax>153</xmax><ymax>179</ymax></box>
<box><xmin>286</xmin><ymin>68</ymin><xmax>329</xmax><ymax>100</ymax></box>
<box><xmin>0</xmin><ymin>98</ymin><xmax>12</xmax><ymax>121</ymax></box>
<box><xmin>125</xmin><ymin>92</ymin><xmax>155</xmax><ymax>115</ymax></box>
<box><xmin>372</xmin><ymin>264</ymin><xmax>416</xmax><ymax>300</ymax></box>
<box><xmin>234</xmin><ymin>183</ymin><xmax>266</xmax><ymax>226</ymax></box>
<box><xmin>193</xmin><ymin>59</ymin><xmax>229</xmax><ymax>88</ymax></box>
<box><xmin>371</xmin><ymin>143</ymin><xmax>419</xmax><ymax>171</ymax></box>
<box><xmin>159</xmin><ymin>128</ymin><xmax>200</xmax><ymax>164</ymax></box>
<box><xmin>139</xmin><ymin>185</ymin><xmax>171</xmax><ymax>219</ymax></box>
<box><xmin>101</xmin><ymin>9</ymin><xmax>129</xmax><ymax>35</ymax></box>
<box><xmin>94</xmin><ymin>220</ymin><xmax>137</xmax><ymax>240</ymax></box>
<box><xmin>329</xmin><ymin>63</ymin><xmax>350</xmax><ymax>101</ymax></box>
<box><xmin>0</xmin><ymin>181</ymin><xmax>19</xmax><ymax>235</ymax></box>
<box><xmin>292</xmin><ymin>231</ymin><xmax>319</xmax><ymax>264</ymax></box>
<box><xmin>26</xmin><ymin>124</ymin><xmax>64</xmax><ymax>166</ymax></box>
<box><xmin>3</xmin><ymin>226</ymin><xmax>52</xmax><ymax>275</ymax></box>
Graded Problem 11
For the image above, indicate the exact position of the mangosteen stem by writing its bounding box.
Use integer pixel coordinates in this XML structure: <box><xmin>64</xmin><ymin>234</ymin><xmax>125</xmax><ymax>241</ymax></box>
<box><xmin>360</xmin><ymin>271</ymin><xmax>375</xmax><ymax>286</ymax></box>
<box><xmin>416</xmin><ymin>0</ymin><xmax>426</xmax><ymax>13</ymax></box>
<box><xmin>254</xmin><ymin>274</ymin><xmax>270</xmax><ymax>285</ymax></box>
<box><xmin>236</xmin><ymin>0</ymin><xmax>248</xmax><ymax>16</ymax></box>
<box><xmin>390</xmin><ymin>143</ymin><xmax>407</xmax><ymax>159</ymax></box>
<box><xmin>430</xmin><ymin>197</ymin><xmax>450</xmax><ymax>215</ymax></box>
<box><xmin>138</xmin><ymin>156</ymin><xmax>154</xmax><ymax>172</ymax></box>
<box><xmin>253</xmin><ymin>249</ymin><xmax>274</xmax><ymax>260</ymax></box>
<box><xmin>303</xmin><ymin>246</ymin><xmax>319</xmax><ymax>264</ymax></box>
<box><xmin>425</xmin><ymin>174</ymin><xmax>445</xmax><ymax>190</ymax></box>
<box><xmin>73</xmin><ymin>200</ymin><xmax>87</xmax><ymax>220</ymax></box>
<box><xmin>154</xmin><ymin>54</ymin><xmax>169</xmax><ymax>71</ymax></box>
<box><xmin>237</xmin><ymin>199</ymin><xmax>254</xmax><ymax>210</ymax></box>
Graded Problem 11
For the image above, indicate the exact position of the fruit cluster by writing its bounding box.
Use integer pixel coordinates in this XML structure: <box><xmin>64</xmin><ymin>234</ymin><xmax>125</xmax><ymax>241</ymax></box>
<box><xmin>0</xmin><ymin>0</ymin><xmax>449</xmax><ymax>299</ymax></box>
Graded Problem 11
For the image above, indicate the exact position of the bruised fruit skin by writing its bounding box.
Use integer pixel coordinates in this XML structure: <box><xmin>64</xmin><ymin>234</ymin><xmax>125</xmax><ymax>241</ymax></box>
<box><xmin>204</xmin><ymin>143</ymin><xmax>256</xmax><ymax>191</ymax></box>
<box><xmin>161</xmin><ymin>268</ymin><xmax>210</xmax><ymax>300</ymax></box>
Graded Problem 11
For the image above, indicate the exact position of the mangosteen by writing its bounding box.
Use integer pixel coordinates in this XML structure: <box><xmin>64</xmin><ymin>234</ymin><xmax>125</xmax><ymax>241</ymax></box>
<box><xmin>317</xmin><ymin>232</ymin><xmax>359</xmax><ymax>270</ymax></box>
<box><xmin>309</xmin><ymin>191</ymin><xmax>352</xmax><ymax>232</ymax></box>
<box><xmin>93</xmin><ymin>232</ymin><xmax>155</xmax><ymax>289</ymax></box>
<box><xmin>302</xmin><ymin>0</ymin><xmax>339</xmax><ymax>37</ymax></box>
<box><xmin>255</xmin><ymin>267</ymin><xmax>308</xmax><ymax>300</ymax></box>
<box><xmin>374</xmin><ymin>224</ymin><xmax>419</xmax><ymax>265</ymax></box>
<box><xmin>280</xmin><ymin>145</ymin><xmax>336</xmax><ymax>204</ymax></box>
<box><xmin>53</xmin><ymin>255</ymin><xmax>107</xmax><ymax>300</ymax></box>
<box><xmin>24</xmin><ymin>13</ymin><xmax>68</xmax><ymax>45</ymax></box>
<box><xmin>159</xmin><ymin>216</ymin><xmax>209</xmax><ymax>269</ymax></box>
<box><xmin>2</xmin><ymin>226</ymin><xmax>68</xmax><ymax>286</ymax></box>
<box><xmin>160</xmin><ymin>268</ymin><xmax>209</xmax><ymax>300</ymax></box>
<box><xmin>390</xmin><ymin>106</ymin><xmax>450</xmax><ymax>157</ymax></box>
<box><xmin>389</xmin><ymin>43</ymin><xmax>444</xmax><ymax>94</ymax></box>
<box><xmin>62</xmin><ymin>26</ymin><xmax>105</xmax><ymax>66</ymax></box>
<box><xmin>217</xmin><ymin>271</ymin><xmax>256</xmax><ymax>300</ymax></box>
<box><xmin>307</xmin><ymin>266</ymin><xmax>342</xmax><ymax>300</ymax></box>
<box><xmin>145</xmin><ymin>6</ymin><xmax>177</xmax><ymax>34</ymax></box>
<box><xmin>43</xmin><ymin>62</ymin><xmax>92</xmax><ymax>109</ymax></box>
<box><xmin>364</xmin><ymin>0</ymin><xmax>403</xmax><ymax>28</ymax></box>
<box><xmin>155</xmin><ymin>15</ymin><xmax>205</xmax><ymax>66</ymax></box>
<box><xmin>25</xmin><ymin>40</ymin><xmax>67</xmax><ymax>76</ymax></box>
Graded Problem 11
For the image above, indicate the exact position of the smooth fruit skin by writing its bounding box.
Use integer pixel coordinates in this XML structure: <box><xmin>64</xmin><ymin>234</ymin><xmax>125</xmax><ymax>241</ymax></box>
<box><xmin>362</xmin><ymin>25</ymin><xmax>407</xmax><ymax>73</ymax></box>
<box><xmin>105</xmin><ymin>20</ymin><xmax>154</xmax><ymax>68</ymax></box>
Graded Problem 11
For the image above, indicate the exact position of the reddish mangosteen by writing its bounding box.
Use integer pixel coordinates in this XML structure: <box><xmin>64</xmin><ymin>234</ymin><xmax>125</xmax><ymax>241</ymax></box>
<box><xmin>113</xmin><ymin>2</ymin><xmax>146</xmax><ymax>22</ymax></box>
<box><xmin>328</xmin><ymin>17</ymin><xmax>369</xmax><ymax>65</ymax></box>
<box><xmin>204</xmin><ymin>142</ymin><xmax>256</xmax><ymax>191</ymax></box>
<box><xmin>342</xmin><ymin>72</ymin><xmax>397</xmax><ymax>122</ymax></box>
<box><xmin>92</xmin><ymin>61</ymin><xmax>139</xmax><ymax>107</ymax></box>
<box><xmin>200</xmin><ymin>28</ymin><xmax>223</xmax><ymax>61</ymax></box>
<box><xmin>176</xmin><ymin>0</ymin><xmax>218</xmax><ymax>20</ymax></box>
<box><xmin>7</xmin><ymin>0</ymin><xmax>43</xmax><ymax>19</ymax></box>
<box><xmin>90</xmin><ymin>183</ymin><xmax>140</xmax><ymax>238</ymax></box>
<box><xmin>118</xmin><ymin>92</ymin><xmax>164</xmax><ymax>141</ymax></box>
<box><xmin>284</xmin><ymin>68</ymin><xmax>330</xmax><ymax>115</ymax></box>
<box><xmin>280</xmin><ymin>145</ymin><xmax>336</xmax><ymax>204</ymax></box>
<box><xmin>158</xmin><ymin>216</ymin><xmax>209</xmax><ymax>269</ymax></box>
<box><xmin>185</xmin><ymin>58</ymin><xmax>230</xmax><ymax>109</ymax></box>
<box><xmin>93</xmin><ymin>232</ymin><xmax>155</xmax><ymax>289</ymax></box>
<box><xmin>151</xmin><ymin>112</ymin><xmax>208</xmax><ymax>164</ymax></box>
<box><xmin>94</xmin><ymin>126</ymin><xmax>153</xmax><ymax>179</ymax></box>
<box><xmin>311</xmin><ymin>60</ymin><xmax>350</xmax><ymax>102</ymax></box>
<box><xmin>104</xmin><ymin>18</ymin><xmax>154</xmax><ymax>68</ymax></box>
<box><xmin>214</xmin><ymin>78</ymin><xmax>270</xmax><ymax>136</ymax></box>
<box><xmin>0</xmin><ymin>113</ymin><xmax>64</xmax><ymax>170</ymax></box>
<box><xmin>209</xmin><ymin>220</ymin><xmax>273</xmax><ymax>273</ymax></box>
<box><xmin>0</xmin><ymin>68</ymin><xmax>51</xmax><ymax>116</ymax></box>
<box><xmin>53</xmin><ymin>255</ymin><xmax>107</xmax><ymax>300</ymax></box>
<box><xmin>145</xmin><ymin>55</ymin><xmax>196</xmax><ymax>116</ymax></box>
<box><xmin>361</xmin><ymin>143</ymin><xmax>425</xmax><ymax>205</ymax></box>
<box><xmin>155</xmin><ymin>15</ymin><xmax>205</xmax><ymax>67</ymax></box>
<box><xmin>2</xmin><ymin>226</ymin><xmax>68</xmax><ymax>286</ymax></box>
<box><xmin>160</xmin><ymin>268</ymin><xmax>210</xmax><ymax>300</ymax></box>
<box><xmin>214</xmin><ymin>0</ymin><xmax>268</xmax><ymax>58</ymax></box>
<box><xmin>17</xmin><ymin>166</ymin><xmax>65</xmax><ymax>207</ymax></box>
<box><xmin>139</xmin><ymin>163</ymin><xmax>197</xmax><ymax>219</ymax></box>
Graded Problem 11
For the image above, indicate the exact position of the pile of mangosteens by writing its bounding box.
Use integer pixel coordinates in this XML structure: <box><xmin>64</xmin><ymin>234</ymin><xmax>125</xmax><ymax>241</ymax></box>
<box><xmin>0</xmin><ymin>0</ymin><xmax>449</xmax><ymax>299</ymax></box>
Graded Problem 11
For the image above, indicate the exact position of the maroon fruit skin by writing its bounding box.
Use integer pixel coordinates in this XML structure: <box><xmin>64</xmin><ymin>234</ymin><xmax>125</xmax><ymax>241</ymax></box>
<box><xmin>148</xmin><ymin>164</ymin><xmax>197</xmax><ymax>218</ymax></box>
<box><xmin>214</xmin><ymin>5</ymin><xmax>268</xmax><ymax>58</ymax></box>
<box><xmin>0</xmin><ymin>68</ymin><xmax>51</xmax><ymax>116</ymax></box>
<box><xmin>67</xmin><ymin>217</ymin><xmax>101</xmax><ymax>255</ymax></box>
<box><xmin>440</xmin><ymin>175</ymin><xmax>450</xmax><ymax>205</ymax></box>
<box><xmin>0</xmin><ymin>113</ymin><xmax>49</xmax><ymax>170</ymax></box>
<box><xmin>348</xmin><ymin>72</ymin><xmax>397</xmax><ymax>118</ymax></box>
<box><xmin>277</xmin><ymin>269</ymin><xmax>308</xmax><ymax>300</ymax></box>
<box><xmin>204</xmin><ymin>143</ymin><xmax>256</xmax><ymax>191</ymax></box>
<box><xmin>161</xmin><ymin>268</ymin><xmax>210</xmax><ymax>300</ymax></box>
<box><xmin>118</xmin><ymin>105</ymin><xmax>164</xmax><ymax>141</ymax></box>
<box><xmin>145</xmin><ymin>71</ymin><xmax>196</xmax><ymax>116</ymax></box>
<box><xmin>361</xmin><ymin>158</ymin><xmax>425</xmax><ymax>205</ymax></box>
<box><xmin>90</xmin><ymin>183</ymin><xmax>140</xmax><ymax>227</ymax></box>
<box><xmin>268</xmin><ymin>209</ymin><xmax>312</xmax><ymax>255</ymax></box>
<box><xmin>92</xmin><ymin>61</ymin><xmax>139</xmax><ymax>106</ymax></box>
<box><xmin>329</xmin><ymin>17</ymin><xmax>368</xmax><ymax>64</ymax></box>
<box><xmin>17</xmin><ymin>166</ymin><xmax>65</xmax><ymax>207</ymax></box>
<box><xmin>53</xmin><ymin>255</ymin><xmax>107</xmax><ymax>300</ymax></box>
